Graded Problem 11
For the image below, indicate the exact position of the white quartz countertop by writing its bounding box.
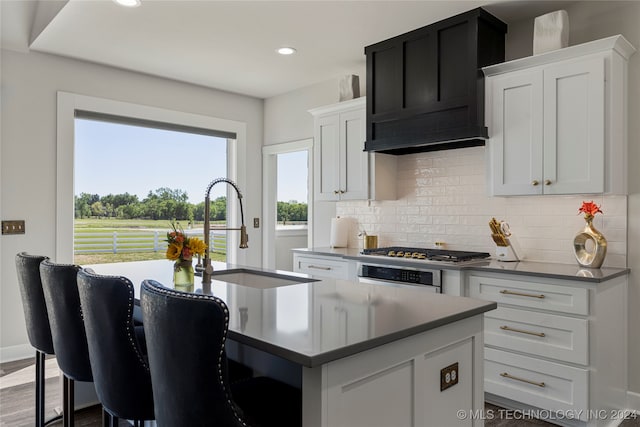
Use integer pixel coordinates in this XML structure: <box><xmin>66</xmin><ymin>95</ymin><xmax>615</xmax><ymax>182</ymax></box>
<box><xmin>292</xmin><ymin>247</ymin><xmax>630</xmax><ymax>282</ymax></box>
<box><xmin>87</xmin><ymin>259</ymin><xmax>495</xmax><ymax>367</ymax></box>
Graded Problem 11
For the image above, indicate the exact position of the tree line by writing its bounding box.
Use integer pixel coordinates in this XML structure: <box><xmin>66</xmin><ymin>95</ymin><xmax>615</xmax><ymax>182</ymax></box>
<box><xmin>75</xmin><ymin>188</ymin><xmax>307</xmax><ymax>222</ymax></box>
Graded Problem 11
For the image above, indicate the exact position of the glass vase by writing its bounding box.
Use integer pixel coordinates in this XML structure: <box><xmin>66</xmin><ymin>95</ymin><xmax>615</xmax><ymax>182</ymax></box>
<box><xmin>573</xmin><ymin>216</ymin><xmax>607</xmax><ymax>268</ymax></box>
<box><xmin>173</xmin><ymin>259</ymin><xmax>194</xmax><ymax>292</ymax></box>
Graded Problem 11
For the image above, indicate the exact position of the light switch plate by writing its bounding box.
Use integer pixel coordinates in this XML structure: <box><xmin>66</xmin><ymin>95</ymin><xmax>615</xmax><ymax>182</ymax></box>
<box><xmin>2</xmin><ymin>220</ymin><xmax>25</xmax><ymax>235</ymax></box>
<box><xmin>253</xmin><ymin>218</ymin><xmax>260</xmax><ymax>228</ymax></box>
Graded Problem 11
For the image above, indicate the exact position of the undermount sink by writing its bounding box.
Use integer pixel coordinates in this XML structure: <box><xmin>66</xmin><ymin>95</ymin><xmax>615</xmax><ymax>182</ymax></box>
<box><xmin>210</xmin><ymin>268</ymin><xmax>318</xmax><ymax>289</ymax></box>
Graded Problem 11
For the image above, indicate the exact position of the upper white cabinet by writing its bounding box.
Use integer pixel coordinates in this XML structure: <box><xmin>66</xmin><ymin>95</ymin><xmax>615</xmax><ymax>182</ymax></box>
<box><xmin>310</xmin><ymin>97</ymin><xmax>397</xmax><ymax>201</ymax></box>
<box><xmin>484</xmin><ymin>35</ymin><xmax>635</xmax><ymax>196</ymax></box>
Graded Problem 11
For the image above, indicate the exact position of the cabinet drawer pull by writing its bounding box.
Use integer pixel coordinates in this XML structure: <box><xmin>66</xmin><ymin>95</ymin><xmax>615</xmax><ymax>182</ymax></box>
<box><xmin>334</xmin><ymin>190</ymin><xmax>340</xmax><ymax>195</ymax></box>
<box><xmin>500</xmin><ymin>325</ymin><xmax>546</xmax><ymax>337</ymax></box>
<box><xmin>531</xmin><ymin>180</ymin><xmax>540</xmax><ymax>186</ymax></box>
<box><xmin>544</xmin><ymin>179</ymin><xmax>552</xmax><ymax>186</ymax></box>
<box><xmin>500</xmin><ymin>372</ymin><xmax>545</xmax><ymax>388</ymax></box>
<box><xmin>308</xmin><ymin>265</ymin><xmax>332</xmax><ymax>271</ymax></box>
<box><xmin>500</xmin><ymin>289</ymin><xmax>545</xmax><ymax>299</ymax></box>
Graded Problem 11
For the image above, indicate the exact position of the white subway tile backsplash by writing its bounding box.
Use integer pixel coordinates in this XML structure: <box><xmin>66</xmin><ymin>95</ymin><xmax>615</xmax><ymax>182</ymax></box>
<box><xmin>335</xmin><ymin>147</ymin><xmax>627</xmax><ymax>267</ymax></box>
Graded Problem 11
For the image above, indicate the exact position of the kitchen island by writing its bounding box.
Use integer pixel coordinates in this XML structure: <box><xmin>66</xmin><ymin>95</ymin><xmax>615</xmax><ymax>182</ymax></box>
<box><xmin>292</xmin><ymin>248</ymin><xmax>631</xmax><ymax>426</ymax></box>
<box><xmin>89</xmin><ymin>260</ymin><xmax>496</xmax><ymax>427</ymax></box>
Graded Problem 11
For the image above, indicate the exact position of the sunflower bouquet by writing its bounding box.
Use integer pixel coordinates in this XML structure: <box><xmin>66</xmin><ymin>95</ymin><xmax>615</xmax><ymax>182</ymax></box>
<box><xmin>165</xmin><ymin>221</ymin><xmax>207</xmax><ymax>264</ymax></box>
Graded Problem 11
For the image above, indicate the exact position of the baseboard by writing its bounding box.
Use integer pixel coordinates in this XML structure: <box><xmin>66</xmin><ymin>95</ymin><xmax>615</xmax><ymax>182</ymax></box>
<box><xmin>0</xmin><ymin>344</ymin><xmax>34</xmax><ymax>363</ymax></box>
<box><xmin>628</xmin><ymin>390</ymin><xmax>640</xmax><ymax>412</ymax></box>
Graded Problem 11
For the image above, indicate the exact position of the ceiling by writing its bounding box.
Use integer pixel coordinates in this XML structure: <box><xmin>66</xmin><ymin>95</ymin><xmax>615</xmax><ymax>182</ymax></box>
<box><xmin>2</xmin><ymin>0</ymin><xmax>577</xmax><ymax>99</ymax></box>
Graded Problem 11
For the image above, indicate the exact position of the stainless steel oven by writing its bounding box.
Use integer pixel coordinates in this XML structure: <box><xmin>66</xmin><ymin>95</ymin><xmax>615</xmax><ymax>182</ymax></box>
<box><xmin>357</xmin><ymin>262</ymin><xmax>442</xmax><ymax>293</ymax></box>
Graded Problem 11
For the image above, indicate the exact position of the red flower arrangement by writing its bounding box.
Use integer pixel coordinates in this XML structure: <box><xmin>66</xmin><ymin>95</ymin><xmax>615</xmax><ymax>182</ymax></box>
<box><xmin>578</xmin><ymin>201</ymin><xmax>603</xmax><ymax>221</ymax></box>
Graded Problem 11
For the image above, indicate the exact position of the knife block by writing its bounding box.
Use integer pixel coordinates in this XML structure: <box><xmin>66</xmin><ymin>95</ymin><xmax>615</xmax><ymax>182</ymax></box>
<box><xmin>495</xmin><ymin>237</ymin><xmax>521</xmax><ymax>262</ymax></box>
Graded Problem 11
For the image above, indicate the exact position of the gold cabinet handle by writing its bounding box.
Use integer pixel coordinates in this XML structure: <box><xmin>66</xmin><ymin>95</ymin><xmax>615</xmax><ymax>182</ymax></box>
<box><xmin>339</xmin><ymin>190</ymin><xmax>345</xmax><ymax>194</ymax></box>
<box><xmin>500</xmin><ymin>289</ymin><xmax>545</xmax><ymax>299</ymax></box>
<box><xmin>334</xmin><ymin>190</ymin><xmax>339</xmax><ymax>195</ymax></box>
<box><xmin>500</xmin><ymin>325</ymin><xmax>546</xmax><ymax>337</ymax></box>
<box><xmin>500</xmin><ymin>372</ymin><xmax>545</xmax><ymax>388</ymax></box>
<box><xmin>308</xmin><ymin>265</ymin><xmax>331</xmax><ymax>271</ymax></box>
<box><xmin>532</xmin><ymin>180</ymin><xmax>539</xmax><ymax>186</ymax></box>
<box><xmin>544</xmin><ymin>179</ymin><xmax>552</xmax><ymax>185</ymax></box>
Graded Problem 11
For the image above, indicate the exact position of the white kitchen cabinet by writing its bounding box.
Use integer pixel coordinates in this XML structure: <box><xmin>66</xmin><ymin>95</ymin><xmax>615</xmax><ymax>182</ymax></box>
<box><xmin>310</xmin><ymin>97</ymin><xmax>396</xmax><ymax>201</ymax></box>
<box><xmin>484</xmin><ymin>35</ymin><xmax>635</xmax><ymax>196</ymax></box>
<box><xmin>293</xmin><ymin>252</ymin><xmax>355</xmax><ymax>280</ymax></box>
<box><xmin>467</xmin><ymin>271</ymin><xmax>628</xmax><ymax>426</ymax></box>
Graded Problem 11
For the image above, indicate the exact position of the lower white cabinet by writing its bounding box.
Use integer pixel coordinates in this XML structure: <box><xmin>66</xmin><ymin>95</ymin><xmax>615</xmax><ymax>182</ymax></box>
<box><xmin>293</xmin><ymin>253</ymin><xmax>354</xmax><ymax>280</ymax></box>
<box><xmin>467</xmin><ymin>271</ymin><xmax>628</xmax><ymax>426</ymax></box>
<box><xmin>321</xmin><ymin>316</ymin><xmax>484</xmax><ymax>427</ymax></box>
<box><xmin>485</xmin><ymin>348</ymin><xmax>589</xmax><ymax>420</ymax></box>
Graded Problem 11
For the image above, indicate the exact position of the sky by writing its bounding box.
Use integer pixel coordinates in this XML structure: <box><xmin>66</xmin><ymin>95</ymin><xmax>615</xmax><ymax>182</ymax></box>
<box><xmin>75</xmin><ymin>119</ymin><xmax>308</xmax><ymax>204</ymax></box>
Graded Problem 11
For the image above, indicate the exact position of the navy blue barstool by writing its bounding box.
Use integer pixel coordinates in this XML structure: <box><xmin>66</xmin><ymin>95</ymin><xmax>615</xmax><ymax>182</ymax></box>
<box><xmin>141</xmin><ymin>279</ymin><xmax>301</xmax><ymax>427</ymax></box>
<box><xmin>15</xmin><ymin>252</ymin><xmax>62</xmax><ymax>427</ymax></box>
<box><xmin>76</xmin><ymin>269</ymin><xmax>154</xmax><ymax>427</ymax></box>
<box><xmin>40</xmin><ymin>260</ymin><xmax>94</xmax><ymax>427</ymax></box>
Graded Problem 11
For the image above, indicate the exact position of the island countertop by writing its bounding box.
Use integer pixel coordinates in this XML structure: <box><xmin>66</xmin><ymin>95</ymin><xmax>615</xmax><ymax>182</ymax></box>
<box><xmin>292</xmin><ymin>247</ymin><xmax>630</xmax><ymax>283</ymax></box>
<box><xmin>87</xmin><ymin>260</ymin><xmax>496</xmax><ymax>367</ymax></box>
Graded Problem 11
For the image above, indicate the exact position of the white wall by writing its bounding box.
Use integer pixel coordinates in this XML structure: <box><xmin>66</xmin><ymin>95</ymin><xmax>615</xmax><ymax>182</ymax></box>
<box><xmin>264</xmin><ymin>73</ymin><xmax>366</xmax><ymax>247</ymax></box>
<box><xmin>275</xmin><ymin>230</ymin><xmax>308</xmax><ymax>271</ymax></box>
<box><xmin>0</xmin><ymin>48</ymin><xmax>264</xmax><ymax>360</ymax></box>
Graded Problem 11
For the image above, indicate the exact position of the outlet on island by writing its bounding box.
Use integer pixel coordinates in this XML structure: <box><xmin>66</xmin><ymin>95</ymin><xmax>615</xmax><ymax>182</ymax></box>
<box><xmin>440</xmin><ymin>362</ymin><xmax>459</xmax><ymax>391</ymax></box>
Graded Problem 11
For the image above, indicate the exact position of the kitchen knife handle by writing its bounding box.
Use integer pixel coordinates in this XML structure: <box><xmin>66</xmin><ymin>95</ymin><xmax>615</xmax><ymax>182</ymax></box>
<box><xmin>499</xmin><ymin>289</ymin><xmax>545</xmax><ymax>299</ymax></box>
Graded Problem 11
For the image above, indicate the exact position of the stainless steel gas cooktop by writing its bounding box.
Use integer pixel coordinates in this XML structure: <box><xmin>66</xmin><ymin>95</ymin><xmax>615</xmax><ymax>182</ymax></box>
<box><xmin>361</xmin><ymin>247</ymin><xmax>491</xmax><ymax>263</ymax></box>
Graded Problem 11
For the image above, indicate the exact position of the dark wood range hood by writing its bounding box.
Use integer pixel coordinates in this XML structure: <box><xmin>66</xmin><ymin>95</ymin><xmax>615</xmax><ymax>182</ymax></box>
<box><xmin>364</xmin><ymin>8</ymin><xmax>507</xmax><ymax>154</ymax></box>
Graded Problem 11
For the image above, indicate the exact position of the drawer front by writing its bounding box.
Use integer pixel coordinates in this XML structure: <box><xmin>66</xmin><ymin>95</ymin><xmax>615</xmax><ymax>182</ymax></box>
<box><xmin>294</xmin><ymin>255</ymin><xmax>349</xmax><ymax>280</ymax></box>
<box><xmin>485</xmin><ymin>348</ymin><xmax>588</xmax><ymax>420</ymax></box>
<box><xmin>485</xmin><ymin>306</ymin><xmax>588</xmax><ymax>365</ymax></box>
<box><xmin>468</xmin><ymin>275</ymin><xmax>588</xmax><ymax>315</ymax></box>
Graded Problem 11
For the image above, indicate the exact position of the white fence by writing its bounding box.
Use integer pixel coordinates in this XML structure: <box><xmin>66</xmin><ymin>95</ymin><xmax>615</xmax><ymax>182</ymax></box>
<box><xmin>74</xmin><ymin>230</ymin><xmax>227</xmax><ymax>254</ymax></box>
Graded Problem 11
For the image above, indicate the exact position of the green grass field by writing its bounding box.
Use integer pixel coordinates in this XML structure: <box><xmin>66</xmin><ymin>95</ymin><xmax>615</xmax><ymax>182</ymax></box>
<box><xmin>74</xmin><ymin>218</ymin><xmax>227</xmax><ymax>265</ymax></box>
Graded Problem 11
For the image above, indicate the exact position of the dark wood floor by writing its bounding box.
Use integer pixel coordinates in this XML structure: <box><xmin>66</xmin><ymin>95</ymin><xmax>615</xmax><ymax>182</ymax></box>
<box><xmin>0</xmin><ymin>356</ymin><xmax>128</xmax><ymax>426</ymax></box>
<box><xmin>1</xmin><ymin>356</ymin><xmax>638</xmax><ymax>426</ymax></box>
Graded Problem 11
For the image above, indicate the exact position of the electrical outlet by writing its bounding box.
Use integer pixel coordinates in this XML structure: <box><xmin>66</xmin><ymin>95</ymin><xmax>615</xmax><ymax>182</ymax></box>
<box><xmin>440</xmin><ymin>362</ymin><xmax>459</xmax><ymax>391</ymax></box>
<box><xmin>253</xmin><ymin>218</ymin><xmax>260</xmax><ymax>228</ymax></box>
<box><xmin>2</xmin><ymin>220</ymin><xmax>25</xmax><ymax>235</ymax></box>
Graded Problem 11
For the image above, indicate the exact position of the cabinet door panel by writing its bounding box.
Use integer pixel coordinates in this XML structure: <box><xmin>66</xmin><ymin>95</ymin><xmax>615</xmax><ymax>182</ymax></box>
<box><xmin>341</xmin><ymin>109</ymin><xmax>369</xmax><ymax>200</ymax></box>
<box><xmin>314</xmin><ymin>115</ymin><xmax>340</xmax><ymax>201</ymax></box>
<box><xmin>543</xmin><ymin>57</ymin><xmax>605</xmax><ymax>194</ymax></box>
<box><xmin>371</xmin><ymin>46</ymin><xmax>402</xmax><ymax>115</ymax></box>
<box><xmin>404</xmin><ymin>33</ymin><xmax>438</xmax><ymax>108</ymax></box>
<box><xmin>438</xmin><ymin>21</ymin><xmax>470</xmax><ymax>102</ymax></box>
<box><xmin>490</xmin><ymin>71</ymin><xmax>543</xmax><ymax>195</ymax></box>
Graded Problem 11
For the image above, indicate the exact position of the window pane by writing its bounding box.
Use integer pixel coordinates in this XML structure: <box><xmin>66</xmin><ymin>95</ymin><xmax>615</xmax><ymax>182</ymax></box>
<box><xmin>276</xmin><ymin>150</ymin><xmax>308</xmax><ymax>227</ymax></box>
<box><xmin>74</xmin><ymin>118</ymin><xmax>227</xmax><ymax>264</ymax></box>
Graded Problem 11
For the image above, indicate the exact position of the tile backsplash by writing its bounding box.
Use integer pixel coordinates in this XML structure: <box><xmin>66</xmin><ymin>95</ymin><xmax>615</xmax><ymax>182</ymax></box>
<box><xmin>336</xmin><ymin>147</ymin><xmax>627</xmax><ymax>268</ymax></box>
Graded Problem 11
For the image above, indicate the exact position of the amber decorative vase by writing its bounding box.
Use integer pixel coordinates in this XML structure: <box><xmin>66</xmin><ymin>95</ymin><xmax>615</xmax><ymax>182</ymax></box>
<box><xmin>573</xmin><ymin>216</ymin><xmax>607</xmax><ymax>268</ymax></box>
<box><xmin>173</xmin><ymin>259</ymin><xmax>195</xmax><ymax>292</ymax></box>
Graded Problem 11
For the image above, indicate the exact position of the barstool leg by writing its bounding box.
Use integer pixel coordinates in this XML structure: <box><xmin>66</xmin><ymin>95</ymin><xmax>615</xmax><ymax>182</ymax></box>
<box><xmin>63</xmin><ymin>375</ymin><xmax>74</xmax><ymax>427</ymax></box>
<box><xmin>35</xmin><ymin>351</ymin><xmax>45</xmax><ymax>427</ymax></box>
<box><xmin>102</xmin><ymin>408</ymin><xmax>110</xmax><ymax>427</ymax></box>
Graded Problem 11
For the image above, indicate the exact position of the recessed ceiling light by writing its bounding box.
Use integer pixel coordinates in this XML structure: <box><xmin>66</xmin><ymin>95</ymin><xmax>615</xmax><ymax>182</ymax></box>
<box><xmin>114</xmin><ymin>0</ymin><xmax>141</xmax><ymax>7</ymax></box>
<box><xmin>277</xmin><ymin>47</ymin><xmax>297</xmax><ymax>56</ymax></box>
